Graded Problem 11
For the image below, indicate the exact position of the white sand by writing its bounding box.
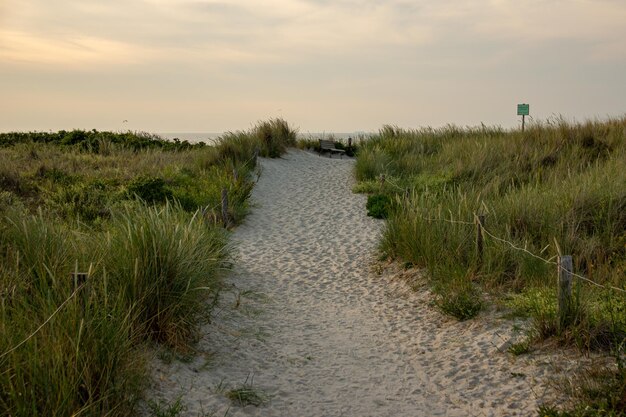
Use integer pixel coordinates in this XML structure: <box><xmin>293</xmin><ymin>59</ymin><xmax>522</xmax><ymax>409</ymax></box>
<box><xmin>145</xmin><ymin>150</ymin><xmax>590</xmax><ymax>416</ymax></box>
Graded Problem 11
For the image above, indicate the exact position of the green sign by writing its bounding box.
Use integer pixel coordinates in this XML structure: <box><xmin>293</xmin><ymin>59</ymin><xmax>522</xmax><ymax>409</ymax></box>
<box><xmin>517</xmin><ymin>103</ymin><xmax>529</xmax><ymax>116</ymax></box>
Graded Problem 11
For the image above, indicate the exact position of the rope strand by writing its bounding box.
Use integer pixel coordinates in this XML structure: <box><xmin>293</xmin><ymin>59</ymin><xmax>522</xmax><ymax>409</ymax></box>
<box><xmin>0</xmin><ymin>283</ymin><xmax>85</xmax><ymax>360</ymax></box>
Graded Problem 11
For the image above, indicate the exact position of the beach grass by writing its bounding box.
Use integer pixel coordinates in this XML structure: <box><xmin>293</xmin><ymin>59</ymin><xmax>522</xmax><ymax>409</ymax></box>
<box><xmin>0</xmin><ymin>118</ymin><xmax>296</xmax><ymax>416</ymax></box>
<box><xmin>354</xmin><ymin>116</ymin><xmax>626</xmax><ymax>414</ymax></box>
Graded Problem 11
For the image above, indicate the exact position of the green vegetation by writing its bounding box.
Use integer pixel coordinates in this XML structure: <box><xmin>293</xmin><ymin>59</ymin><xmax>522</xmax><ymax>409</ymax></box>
<box><xmin>0</xmin><ymin>118</ymin><xmax>296</xmax><ymax>416</ymax></box>
<box><xmin>225</xmin><ymin>386</ymin><xmax>269</xmax><ymax>407</ymax></box>
<box><xmin>366</xmin><ymin>193</ymin><xmax>392</xmax><ymax>219</ymax></box>
<box><xmin>0</xmin><ymin>129</ymin><xmax>204</xmax><ymax>151</ymax></box>
<box><xmin>225</xmin><ymin>377</ymin><xmax>269</xmax><ymax>408</ymax></box>
<box><xmin>507</xmin><ymin>340</ymin><xmax>532</xmax><ymax>356</ymax></box>
<box><xmin>147</xmin><ymin>397</ymin><xmax>187</xmax><ymax>417</ymax></box>
<box><xmin>354</xmin><ymin>117</ymin><xmax>626</xmax><ymax>414</ymax></box>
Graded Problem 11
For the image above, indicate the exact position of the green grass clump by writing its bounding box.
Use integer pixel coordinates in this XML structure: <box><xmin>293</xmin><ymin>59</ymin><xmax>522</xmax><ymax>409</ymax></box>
<box><xmin>147</xmin><ymin>397</ymin><xmax>187</xmax><ymax>417</ymax></box>
<box><xmin>434</xmin><ymin>287</ymin><xmax>483</xmax><ymax>321</ymax></box>
<box><xmin>105</xmin><ymin>202</ymin><xmax>227</xmax><ymax>346</ymax></box>
<box><xmin>254</xmin><ymin>118</ymin><xmax>297</xmax><ymax>158</ymax></box>
<box><xmin>366</xmin><ymin>193</ymin><xmax>392</xmax><ymax>219</ymax></box>
<box><xmin>426</xmin><ymin>261</ymin><xmax>483</xmax><ymax>320</ymax></box>
<box><xmin>226</xmin><ymin>386</ymin><xmax>269</xmax><ymax>407</ymax></box>
<box><xmin>508</xmin><ymin>340</ymin><xmax>532</xmax><ymax>356</ymax></box>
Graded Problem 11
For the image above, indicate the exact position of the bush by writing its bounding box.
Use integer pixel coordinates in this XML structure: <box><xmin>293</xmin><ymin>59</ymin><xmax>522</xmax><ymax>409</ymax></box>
<box><xmin>435</xmin><ymin>287</ymin><xmax>482</xmax><ymax>321</ymax></box>
<box><xmin>366</xmin><ymin>194</ymin><xmax>392</xmax><ymax>219</ymax></box>
<box><xmin>127</xmin><ymin>176</ymin><xmax>172</xmax><ymax>204</ymax></box>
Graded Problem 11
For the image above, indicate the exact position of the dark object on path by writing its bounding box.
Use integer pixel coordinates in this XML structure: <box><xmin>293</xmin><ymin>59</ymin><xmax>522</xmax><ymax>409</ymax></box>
<box><xmin>319</xmin><ymin>139</ymin><xmax>346</xmax><ymax>159</ymax></box>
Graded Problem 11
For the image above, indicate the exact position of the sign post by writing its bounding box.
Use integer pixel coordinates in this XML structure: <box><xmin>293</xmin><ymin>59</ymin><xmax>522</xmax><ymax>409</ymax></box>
<box><xmin>517</xmin><ymin>103</ymin><xmax>529</xmax><ymax>132</ymax></box>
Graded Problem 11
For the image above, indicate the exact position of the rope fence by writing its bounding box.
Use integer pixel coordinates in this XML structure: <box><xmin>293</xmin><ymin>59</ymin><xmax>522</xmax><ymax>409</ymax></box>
<box><xmin>0</xmin><ymin>147</ymin><xmax>262</xmax><ymax>360</ymax></box>
<box><xmin>399</xmin><ymin>202</ymin><xmax>626</xmax><ymax>295</ymax></box>
<box><xmin>376</xmin><ymin>173</ymin><xmax>624</xmax><ymax>294</ymax></box>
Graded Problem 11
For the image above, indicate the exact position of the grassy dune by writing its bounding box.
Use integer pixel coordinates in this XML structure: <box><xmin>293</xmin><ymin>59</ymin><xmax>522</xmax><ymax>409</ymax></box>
<box><xmin>354</xmin><ymin>117</ymin><xmax>626</xmax><ymax>415</ymax></box>
<box><xmin>0</xmin><ymin>119</ymin><xmax>296</xmax><ymax>416</ymax></box>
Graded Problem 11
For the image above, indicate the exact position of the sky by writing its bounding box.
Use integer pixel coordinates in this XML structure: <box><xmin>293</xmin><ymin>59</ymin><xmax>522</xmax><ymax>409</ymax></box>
<box><xmin>0</xmin><ymin>0</ymin><xmax>625</xmax><ymax>134</ymax></box>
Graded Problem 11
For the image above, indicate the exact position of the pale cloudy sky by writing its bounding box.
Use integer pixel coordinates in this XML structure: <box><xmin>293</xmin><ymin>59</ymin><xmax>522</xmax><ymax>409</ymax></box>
<box><xmin>1</xmin><ymin>0</ymin><xmax>625</xmax><ymax>133</ymax></box>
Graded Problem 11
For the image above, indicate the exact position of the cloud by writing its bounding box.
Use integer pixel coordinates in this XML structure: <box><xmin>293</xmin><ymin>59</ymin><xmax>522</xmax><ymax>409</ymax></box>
<box><xmin>473</xmin><ymin>0</ymin><xmax>626</xmax><ymax>44</ymax></box>
<box><xmin>1</xmin><ymin>0</ymin><xmax>624</xmax><ymax>131</ymax></box>
<box><xmin>4</xmin><ymin>0</ymin><xmax>622</xmax><ymax>72</ymax></box>
<box><xmin>0</xmin><ymin>30</ymin><xmax>151</xmax><ymax>67</ymax></box>
<box><xmin>0</xmin><ymin>0</ymin><xmax>437</xmax><ymax>68</ymax></box>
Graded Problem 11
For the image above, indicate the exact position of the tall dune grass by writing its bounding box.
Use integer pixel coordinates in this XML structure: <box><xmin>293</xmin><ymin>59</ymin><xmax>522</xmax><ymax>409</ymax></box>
<box><xmin>105</xmin><ymin>202</ymin><xmax>227</xmax><ymax>346</ymax></box>
<box><xmin>0</xmin><ymin>118</ymin><xmax>297</xmax><ymax>416</ymax></box>
<box><xmin>355</xmin><ymin>116</ymin><xmax>626</xmax><ymax>414</ymax></box>
<box><xmin>356</xmin><ymin>117</ymin><xmax>625</xmax><ymax>326</ymax></box>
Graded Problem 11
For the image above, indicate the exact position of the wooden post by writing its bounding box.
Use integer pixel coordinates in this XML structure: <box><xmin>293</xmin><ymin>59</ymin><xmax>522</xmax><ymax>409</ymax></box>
<box><xmin>72</xmin><ymin>272</ymin><xmax>87</xmax><ymax>289</ymax></box>
<box><xmin>379</xmin><ymin>174</ymin><xmax>385</xmax><ymax>191</ymax></box>
<box><xmin>522</xmin><ymin>114</ymin><xmax>526</xmax><ymax>132</ymax></box>
<box><xmin>230</xmin><ymin>159</ymin><xmax>238</xmax><ymax>182</ymax></box>
<box><xmin>221</xmin><ymin>188</ymin><xmax>230</xmax><ymax>227</ymax></box>
<box><xmin>254</xmin><ymin>147</ymin><xmax>260</xmax><ymax>163</ymax></box>
<box><xmin>476</xmin><ymin>215</ymin><xmax>485</xmax><ymax>268</ymax></box>
<box><xmin>71</xmin><ymin>271</ymin><xmax>88</xmax><ymax>312</ymax></box>
<box><xmin>558</xmin><ymin>255</ymin><xmax>573</xmax><ymax>331</ymax></box>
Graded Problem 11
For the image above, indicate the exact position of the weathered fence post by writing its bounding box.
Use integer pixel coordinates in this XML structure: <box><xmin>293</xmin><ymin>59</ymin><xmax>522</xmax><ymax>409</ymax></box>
<box><xmin>475</xmin><ymin>215</ymin><xmax>485</xmax><ymax>268</ymax></box>
<box><xmin>230</xmin><ymin>159</ymin><xmax>238</xmax><ymax>182</ymax></box>
<box><xmin>253</xmin><ymin>147</ymin><xmax>260</xmax><ymax>164</ymax></box>
<box><xmin>379</xmin><ymin>173</ymin><xmax>385</xmax><ymax>191</ymax></box>
<box><xmin>72</xmin><ymin>272</ymin><xmax>87</xmax><ymax>289</ymax></box>
<box><xmin>71</xmin><ymin>271</ymin><xmax>88</xmax><ymax>312</ymax></box>
<box><xmin>221</xmin><ymin>187</ymin><xmax>230</xmax><ymax>228</ymax></box>
<box><xmin>558</xmin><ymin>255</ymin><xmax>574</xmax><ymax>331</ymax></box>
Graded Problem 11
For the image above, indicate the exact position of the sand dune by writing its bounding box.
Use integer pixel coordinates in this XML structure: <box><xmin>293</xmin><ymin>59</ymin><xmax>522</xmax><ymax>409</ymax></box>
<box><xmin>145</xmin><ymin>150</ymin><xmax>589</xmax><ymax>416</ymax></box>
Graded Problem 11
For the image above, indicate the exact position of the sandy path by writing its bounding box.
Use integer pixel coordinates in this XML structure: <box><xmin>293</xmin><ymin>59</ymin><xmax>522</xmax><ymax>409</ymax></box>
<box><xmin>146</xmin><ymin>150</ymin><xmax>572</xmax><ymax>416</ymax></box>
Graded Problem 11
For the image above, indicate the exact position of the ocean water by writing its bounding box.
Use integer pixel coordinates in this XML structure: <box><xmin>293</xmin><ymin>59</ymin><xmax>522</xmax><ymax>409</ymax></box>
<box><xmin>159</xmin><ymin>132</ymin><xmax>372</xmax><ymax>144</ymax></box>
<box><xmin>158</xmin><ymin>132</ymin><xmax>221</xmax><ymax>144</ymax></box>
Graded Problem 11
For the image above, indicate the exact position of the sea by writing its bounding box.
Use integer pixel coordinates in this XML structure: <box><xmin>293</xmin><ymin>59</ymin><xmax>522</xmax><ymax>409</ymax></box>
<box><xmin>158</xmin><ymin>132</ymin><xmax>372</xmax><ymax>145</ymax></box>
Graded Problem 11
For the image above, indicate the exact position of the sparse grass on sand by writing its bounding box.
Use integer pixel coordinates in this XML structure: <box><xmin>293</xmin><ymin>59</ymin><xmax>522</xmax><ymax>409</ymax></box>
<box><xmin>224</xmin><ymin>374</ymin><xmax>269</xmax><ymax>407</ymax></box>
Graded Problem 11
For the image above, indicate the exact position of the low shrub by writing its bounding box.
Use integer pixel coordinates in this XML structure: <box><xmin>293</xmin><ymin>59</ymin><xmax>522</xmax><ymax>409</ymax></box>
<box><xmin>127</xmin><ymin>176</ymin><xmax>172</xmax><ymax>204</ymax></box>
<box><xmin>366</xmin><ymin>194</ymin><xmax>392</xmax><ymax>219</ymax></box>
